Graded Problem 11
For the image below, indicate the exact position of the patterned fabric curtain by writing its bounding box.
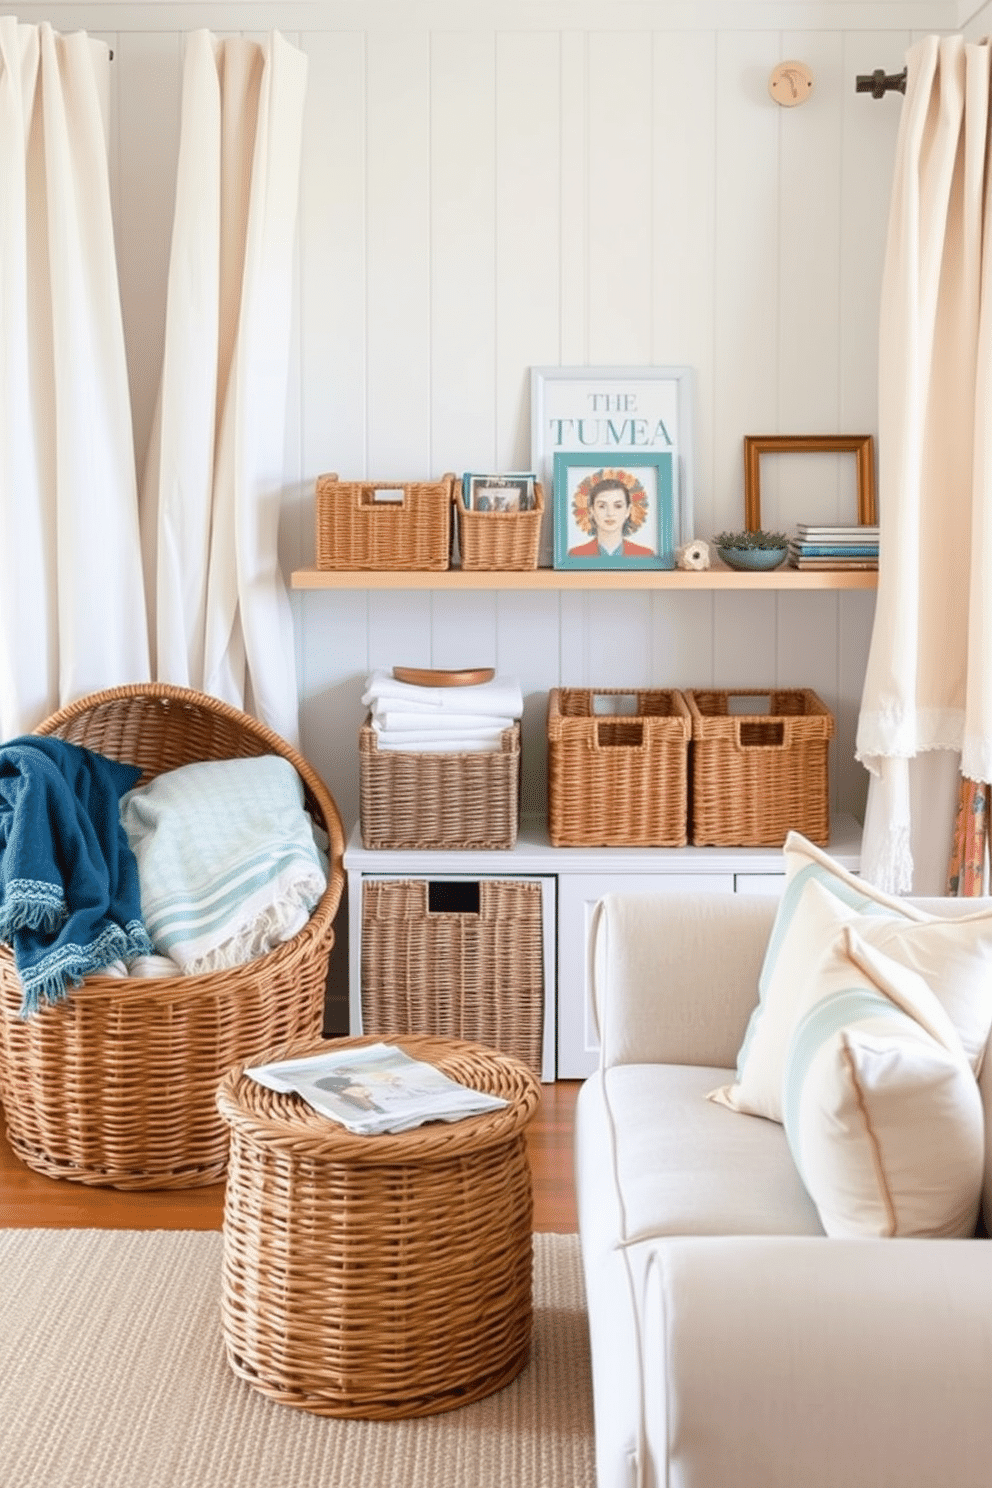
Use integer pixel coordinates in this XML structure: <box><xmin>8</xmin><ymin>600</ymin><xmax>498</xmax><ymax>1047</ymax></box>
<box><xmin>947</xmin><ymin>779</ymin><xmax>989</xmax><ymax>896</ymax></box>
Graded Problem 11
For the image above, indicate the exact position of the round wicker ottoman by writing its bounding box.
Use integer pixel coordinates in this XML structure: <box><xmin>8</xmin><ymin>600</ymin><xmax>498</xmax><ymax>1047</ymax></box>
<box><xmin>215</xmin><ymin>1034</ymin><xmax>541</xmax><ymax>1418</ymax></box>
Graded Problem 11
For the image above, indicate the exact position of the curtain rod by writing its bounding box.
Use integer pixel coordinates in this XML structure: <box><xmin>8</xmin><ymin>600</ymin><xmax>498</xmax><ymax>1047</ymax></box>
<box><xmin>855</xmin><ymin>67</ymin><xmax>906</xmax><ymax>98</ymax></box>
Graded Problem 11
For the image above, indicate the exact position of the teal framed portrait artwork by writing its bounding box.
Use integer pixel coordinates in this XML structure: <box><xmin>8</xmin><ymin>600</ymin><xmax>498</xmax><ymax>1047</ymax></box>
<box><xmin>552</xmin><ymin>452</ymin><xmax>675</xmax><ymax>571</ymax></box>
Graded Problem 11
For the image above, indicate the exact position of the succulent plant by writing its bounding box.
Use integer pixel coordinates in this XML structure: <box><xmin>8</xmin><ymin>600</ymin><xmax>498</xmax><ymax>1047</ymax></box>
<box><xmin>713</xmin><ymin>529</ymin><xmax>789</xmax><ymax>551</ymax></box>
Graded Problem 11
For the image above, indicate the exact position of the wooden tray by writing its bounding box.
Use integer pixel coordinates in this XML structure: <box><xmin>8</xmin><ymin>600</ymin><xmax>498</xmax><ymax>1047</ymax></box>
<box><xmin>393</xmin><ymin>666</ymin><xmax>495</xmax><ymax>688</ymax></box>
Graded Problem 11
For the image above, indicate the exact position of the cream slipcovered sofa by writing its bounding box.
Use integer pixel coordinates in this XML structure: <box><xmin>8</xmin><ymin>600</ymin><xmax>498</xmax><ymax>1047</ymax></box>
<box><xmin>575</xmin><ymin>833</ymin><xmax>992</xmax><ymax>1488</ymax></box>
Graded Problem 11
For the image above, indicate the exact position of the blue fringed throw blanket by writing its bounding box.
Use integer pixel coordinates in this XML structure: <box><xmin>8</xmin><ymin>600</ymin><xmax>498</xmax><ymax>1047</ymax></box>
<box><xmin>0</xmin><ymin>737</ymin><xmax>153</xmax><ymax>1017</ymax></box>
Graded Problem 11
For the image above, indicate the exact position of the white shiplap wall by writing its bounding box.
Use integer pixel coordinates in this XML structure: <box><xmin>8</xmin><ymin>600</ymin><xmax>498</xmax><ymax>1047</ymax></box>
<box><xmin>18</xmin><ymin>2</ymin><xmax>945</xmax><ymax>835</ymax></box>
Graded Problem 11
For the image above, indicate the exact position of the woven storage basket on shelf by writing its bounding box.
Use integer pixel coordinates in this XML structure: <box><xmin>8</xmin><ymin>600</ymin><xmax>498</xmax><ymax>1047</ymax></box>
<box><xmin>314</xmin><ymin>472</ymin><xmax>454</xmax><ymax>570</ymax></box>
<box><xmin>360</xmin><ymin>879</ymin><xmax>544</xmax><ymax>1077</ymax></box>
<box><xmin>455</xmin><ymin>481</ymin><xmax>544</xmax><ymax>571</ymax></box>
<box><xmin>359</xmin><ymin>720</ymin><xmax>520</xmax><ymax>850</ymax></box>
<box><xmin>547</xmin><ymin>687</ymin><xmax>692</xmax><ymax>847</ymax></box>
<box><xmin>0</xmin><ymin>683</ymin><xmax>345</xmax><ymax>1190</ymax></box>
<box><xmin>216</xmin><ymin>1034</ymin><xmax>540</xmax><ymax>1418</ymax></box>
<box><xmin>685</xmin><ymin>687</ymin><xmax>834</xmax><ymax>847</ymax></box>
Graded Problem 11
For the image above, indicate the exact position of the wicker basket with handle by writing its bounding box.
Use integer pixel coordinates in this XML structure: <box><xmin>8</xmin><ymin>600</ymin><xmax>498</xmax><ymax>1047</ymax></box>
<box><xmin>455</xmin><ymin>481</ymin><xmax>544</xmax><ymax>571</ymax></box>
<box><xmin>0</xmin><ymin>683</ymin><xmax>345</xmax><ymax>1190</ymax></box>
<box><xmin>685</xmin><ymin>687</ymin><xmax>834</xmax><ymax>846</ymax></box>
<box><xmin>359</xmin><ymin>719</ymin><xmax>520</xmax><ymax>850</ymax></box>
<box><xmin>360</xmin><ymin>878</ymin><xmax>544</xmax><ymax>1076</ymax></box>
<box><xmin>314</xmin><ymin>473</ymin><xmax>454</xmax><ymax>570</ymax></box>
<box><xmin>547</xmin><ymin>687</ymin><xmax>692</xmax><ymax>847</ymax></box>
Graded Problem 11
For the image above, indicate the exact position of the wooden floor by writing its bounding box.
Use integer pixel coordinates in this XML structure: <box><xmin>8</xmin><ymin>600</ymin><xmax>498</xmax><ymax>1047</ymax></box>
<box><xmin>0</xmin><ymin>1080</ymin><xmax>583</xmax><ymax>1232</ymax></box>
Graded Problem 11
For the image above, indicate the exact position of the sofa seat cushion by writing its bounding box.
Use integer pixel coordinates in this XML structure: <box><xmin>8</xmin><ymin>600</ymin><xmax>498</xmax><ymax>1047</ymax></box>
<box><xmin>601</xmin><ymin>1063</ymin><xmax>824</xmax><ymax>1244</ymax></box>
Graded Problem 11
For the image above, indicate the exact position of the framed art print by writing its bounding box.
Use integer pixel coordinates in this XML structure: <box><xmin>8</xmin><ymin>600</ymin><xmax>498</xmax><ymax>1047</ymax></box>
<box><xmin>531</xmin><ymin>365</ymin><xmax>693</xmax><ymax>561</ymax></box>
<box><xmin>742</xmin><ymin>434</ymin><xmax>877</xmax><ymax>530</ymax></box>
<box><xmin>552</xmin><ymin>452</ymin><xmax>675</xmax><ymax>570</ymax></box>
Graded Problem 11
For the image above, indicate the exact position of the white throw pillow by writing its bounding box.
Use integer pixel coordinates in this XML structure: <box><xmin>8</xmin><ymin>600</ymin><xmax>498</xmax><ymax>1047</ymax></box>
<box><xmin>708</xmin><ymin>832</ymin><xmax>992</xmax><ymax>1121</ymax></box>
<box><xmin>978</xmin><ymin>1032</ymin><xmax>992</xmax><ymax>1235</ymax></box>
<box><xmin>844</xmin><ymin>919</ymin><xmax>992</xmax><ymax>1076</ymax></box>
<box><xmin>781</xmin><ymin>927</ymin><xmax>983</xmax><ymax>1238</ymax></box>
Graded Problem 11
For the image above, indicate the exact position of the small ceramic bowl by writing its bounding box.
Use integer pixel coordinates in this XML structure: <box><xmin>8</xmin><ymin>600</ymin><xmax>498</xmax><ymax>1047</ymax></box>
<box><xmin>717</xmin><ymin>545</ymin><xmax>788</xmax><ymax>572</ymax></box>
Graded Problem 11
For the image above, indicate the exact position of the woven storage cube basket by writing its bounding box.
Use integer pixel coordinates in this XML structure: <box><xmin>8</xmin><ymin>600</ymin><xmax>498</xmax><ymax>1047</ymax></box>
<box><xmin>455</xmin><ymin>482</ymin><xmax>544</xmax><ymax>571</ymax></box>
<box><xmin>0</xmin><ymin>683</ymin><xmax>345</xmax><ymax>1190</ymax></box>
<box><xmin>314</xmin><ymin>472</ymin><xmax>454</xmax><ymax>571</ymax></box>
<box><xmin>360</xmin><ymin>878</ymin><xmax>544</xmax><ymax>1077</ymax></box>
<box><xmin>547</xmin><ymin>687</ymin><xmax>692</xmax><ymax>847</ymax></box>
<box><xmin>216</xmin><ymin>1034</ymin><xmax>540</xmax><ymax>1418</ymax></box>
<box><xmin>359</xmin><ymin>721</ymin><xmax>520</xmax><ymax>850</ymax></box>
<box><xmin>685</xmin><ymin>687</ymin><xmax>834</xmax><ymax>846</ymax></box>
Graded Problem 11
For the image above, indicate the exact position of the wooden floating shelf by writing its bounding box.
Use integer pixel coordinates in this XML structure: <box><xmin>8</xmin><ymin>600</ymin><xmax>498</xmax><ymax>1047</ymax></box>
<box><xmin>291</xmin><ymin>566</ymin><xmax>878</xmax><ymax>593</ymax></box>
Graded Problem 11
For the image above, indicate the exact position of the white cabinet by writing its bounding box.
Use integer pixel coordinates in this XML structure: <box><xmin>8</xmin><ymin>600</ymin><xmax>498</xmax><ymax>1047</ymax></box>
<box><xmin>344</xmin><ymin>816</ymin><xmax>862</xmax><ymax>1081</ymax></box>
<box><xmin>556</xmin><ymin>872</ymin><xmax>735</xmax><ymax>1079</ymax></box>
<box><xmin>734</xmin><ymin>873</ymin><xmax>791</xmax><ymax>895</ymax></box>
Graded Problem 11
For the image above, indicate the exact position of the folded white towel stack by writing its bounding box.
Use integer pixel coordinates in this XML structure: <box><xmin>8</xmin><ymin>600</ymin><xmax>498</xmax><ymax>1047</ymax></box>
<box><xmin>362</xmin><ymin>670</ymin><xmax>524</xmax><ymax>752</ymax></box>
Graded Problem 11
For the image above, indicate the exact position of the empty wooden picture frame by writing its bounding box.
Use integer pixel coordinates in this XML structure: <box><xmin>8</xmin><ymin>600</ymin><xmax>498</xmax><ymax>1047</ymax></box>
<box><xmin>743</xmin><ymin>434</ymin><xmax>877</xmax><ymax>531</ymax></box>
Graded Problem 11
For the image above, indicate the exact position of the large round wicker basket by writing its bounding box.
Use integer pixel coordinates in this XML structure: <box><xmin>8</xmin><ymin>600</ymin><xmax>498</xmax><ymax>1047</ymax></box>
<box><xmin>0</xmin><ymin>684</ymin><xmax>346</xmax><ymax>1190</ymax></box>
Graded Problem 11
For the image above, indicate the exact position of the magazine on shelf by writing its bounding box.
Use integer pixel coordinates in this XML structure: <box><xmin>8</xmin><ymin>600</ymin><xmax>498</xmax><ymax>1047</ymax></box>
<box><xmin>789</xmin><ymin>529</ymin><xmax>879</xmax><ymax>568</ymax></box>
<box><xmin>789</xmin><ymin>544</ymin><xmax>879</xmax><ymax>563</ymax></box>
<box><xmin>795</xmin><ymin>524</ymin><xmax>879</xmax><ymax>543</ymax></box>
<box><xmin>791</xmin><ymin>545</ymin><xmax>879</xmax><ymax>557</ymax></box>
<box><xmin>789</xmin><ymin>557</ymin><xmax>878</xmax><ymax>570</ymax></box>
<box><xmin>245</xmin><ymin>1041</ymin><xmax>508</xmax><ymax>1135</ymax></box>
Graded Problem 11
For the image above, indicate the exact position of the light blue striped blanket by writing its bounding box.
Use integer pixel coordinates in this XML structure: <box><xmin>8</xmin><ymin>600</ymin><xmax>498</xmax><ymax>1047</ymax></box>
<box><xmin>120</xmin><ymin>755</ymin><xmax>328</xmax><ymax>974</ymax></box>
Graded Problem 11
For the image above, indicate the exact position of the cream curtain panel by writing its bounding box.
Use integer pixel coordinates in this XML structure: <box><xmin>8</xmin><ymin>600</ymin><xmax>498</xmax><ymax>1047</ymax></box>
<box><xmin>857</xmin><ymin>35</ymin><xmax>992</xmax><ymax>894</ymax></box>
<box><xmin>0</xmin><ymin>20</ymin><xmax>149</xmax><ymax>739</ymax></box>
<box><xmin>141</xmin><ymin>30</ymin><xmax>307</xmax><ymax>747</ymax></box>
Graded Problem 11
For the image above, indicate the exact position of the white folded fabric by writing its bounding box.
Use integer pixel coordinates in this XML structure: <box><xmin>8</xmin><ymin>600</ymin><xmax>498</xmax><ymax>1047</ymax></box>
<box><xmin>365</xmin><ymin>697</ymin><xmax>441</xmax><ymax>715</ymax></box>
<box><xmin>371</xmin><ymin>709</ymin><xmax>516</xmax><ymax>732</ymax></box>
<box><xmin>371</xmin><ymin>719</ymin><xmax>510</xmax><ymax>742</ymax></box>
<box><xmin>362</xmin><ymin>670</ymin><xmax>523</xmax><ymax>719</ymax></box>
<box><xmin>93</xmin><ymin>960</ymin><xmax>129</xmax><ymax>979</ymax></box>
<box><xmin>127</xmin><ymin>954</ymin><xmax>182</xmax><ymax>979</ymax></box>
<box><xmin>372</xmin><ymin>733</ymin><xmax>507</xmax><ymax>753</ymax></box>
<box><xmin>84</xmin><ymin>954</ymin><xmax>180</xmax><ymax>980</ymax></box>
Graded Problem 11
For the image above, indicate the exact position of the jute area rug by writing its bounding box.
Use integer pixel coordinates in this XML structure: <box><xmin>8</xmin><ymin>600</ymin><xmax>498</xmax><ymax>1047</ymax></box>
<box><xmin>0</xmin><ymin>1229</ymin><xmax>594</xmax><ymax>1488</ymax></box>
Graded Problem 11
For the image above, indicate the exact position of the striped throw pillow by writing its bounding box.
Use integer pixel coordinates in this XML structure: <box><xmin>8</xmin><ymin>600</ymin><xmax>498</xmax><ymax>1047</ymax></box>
<box><xmin>781</xmin><ymin>926</ymin><xmax>983</xmax><ymax>1238</ymax></box>
<box><xmin>709</xmin><ymin>832</ymin><xmax>992</xmax><ymax>1123</ymax></box>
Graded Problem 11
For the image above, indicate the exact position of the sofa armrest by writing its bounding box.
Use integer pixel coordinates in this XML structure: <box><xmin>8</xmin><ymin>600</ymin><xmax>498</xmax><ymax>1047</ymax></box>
<box><xmin>592</xmin><ymin>892</ymin><xmax>777</xmax><ymax>1070</ymax></box>
<box><xmin>642</xmin><ymin>1235</ymin><xmax>992</xmax><ymax>1488</ymax></box>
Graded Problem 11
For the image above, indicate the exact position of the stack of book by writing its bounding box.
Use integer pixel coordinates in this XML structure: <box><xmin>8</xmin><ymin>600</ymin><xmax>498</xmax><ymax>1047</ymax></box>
<box><xmin>788</xmin><ymin>524</ymin><xmax>879</xmax><ymax>570</ymax></box>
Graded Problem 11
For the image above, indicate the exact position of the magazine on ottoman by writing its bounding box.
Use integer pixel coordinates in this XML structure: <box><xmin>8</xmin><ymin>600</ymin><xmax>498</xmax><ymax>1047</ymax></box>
<box><xmin>245</xmin><ymin>1041</ymin><xmax>507</xmax><ymax>1135</ymax></box>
